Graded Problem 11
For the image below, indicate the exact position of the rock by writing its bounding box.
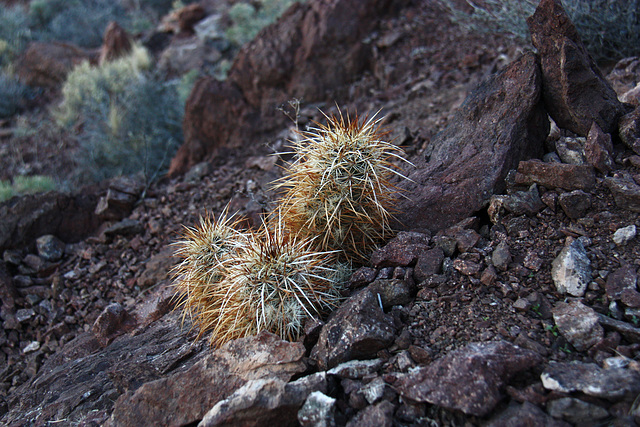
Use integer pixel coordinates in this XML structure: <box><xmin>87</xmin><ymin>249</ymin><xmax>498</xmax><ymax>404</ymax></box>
<box><xmin>608</xmin><ymin>57</ymin><xmax>640</xmax><ymax>102</ymax></box>
<box><xmin>488</xmin><ymin>184</ymin><xmax>545</xmax><ymax>222</ymax></box>
<box><xmin>551</xmin><ymin>238</ymin><xmax>591</xmax><ymax>297</ymax></box>
<box><xmin>620</xmin><ymin>107</ymin><xmax>640</xmax><ymax>155</ymax></box>
<box><xmin>584</xmin><ymin>122</ymin><xmax>614</xmax><ymax>173</ymax></box>
<box><xmin>366</xmin><ymin>279</ymin><xmax>415</xmax><ymax>310</ymax></box>
<box><xmin>612</xmin><ymin>225</ymin><xmax>637</xmax><ymax>246</ymax></box>
<box><xmin>487</xmin><ymin>401</ymin><xmax>570</xmax><ymax>427</ymax></box>
<box><xmin>370</xmin><ymin>232</ymin><xmax>430</xmax><ymax>267</ymax></box>
<box><xmin>604</xmin><ymin>172</ymin><xmax>640</xmax><ymax>212</ymax></box>
<box><xmin>311</xmin><ymin>289</ymin><xmax>397</xmax><ymax>370</ymax></box>
<box><xmin>454</xmin><ymin>229</ymin><xmax>480</xmax><ymax>253</ymax></box>
<box><xmin>199</xmin><ymin>373</ymin><xmax>327</xmax><ymax>427</ymax></box>
<box><xmin>452</xmin><ymin>259</ymin><xmax>481</xmax><ymax>276</ymax></box>
<box><xmin>392</xmin><ymin>341</ymin><xmax>542</xmax><ymax>417</ymax></box>
<box><xmin>298</xmin><ymin>391</ymin><xmax>336</xmax><ymax>427</ymax></box>
<box><xmin>35</xmin><ymin>234</ymin><xmax>65</xmax><ymax>262</ymax></box>
<box><xmin>158</xmin><ymin>37</ymin><xmax>221</xmax><ymax>77</ymax></box>
<box><xmin>95</xmin><ymin>176</ymin><xmax>145</xmax><ymax>220</ymax></box>
<box><xmin>413</xmin><ymin>247</ymin><xmax>444</xmax><ymax>282</ymax></box>
<box><xmin>527</xmin><ymin>0</ymin><xmax>625</xmax><ymax>136</ymax></box>
<box><xmin>92</xmin><ymin>303</ymin><xmax>136</xmax><ymax>347</ymax></box>
<box><xmin>16</xmin><ymin>41</ymin><xmax>96</xmax><ymax>88</ymax></box>
<box><xmin>558</xmin><ymin>190</ymin><xmax>591</xmax><ymax>219</ymax></box>
<box><xmin>621</xmin><ymin>288</ymin><xmax>640</xmax><ymax>308</ymax></box>
<box><xmin>0</xmin><ymin>191</ymin><xmax>99</xmax><ymax>252</ymax></box>
<box><xmin>541</xmin><ymin>360</ymin><xmax>640</xmax><ymax>399</ymax></box>
<box><xmin>170</xmin><ymin>77</ymin><xmax>251</xmax><ymax>176</ymax></box>
<box><xmin>395</xmin><ymin>52</ymin><xmax>547</xmax><ymax>232</ymax></box>
<box><xmin>137</xmin><ymin>247</ymin><xmax>175</xmax><ymax>289</ymax></box>
<box><xmin>108</xmin><ymin>332</ymin><xmax>306</xmax><ymax>426</ymax></box>
<box><xmin>598</xmin><ymin>313</ymin><xmax>640</xmax><ymax>343</ymax></box>
<box><xmin>492</xmin><ymin>241</ymin><xmax>512</xmax><ymax>271</ymax></box>
<box><xmin>346</xmin><ymin>400</ymin><xmax>394</xmax><ymax>427</ymax></box>
<box><xmin>555</xmin><ymin>137</ymin><xmax>586</xmax><ymax>165</ymax></box>
<box><xmin>99</xmin><ymin>21</ymin><xmax>133</xmax><ymax>65</ymax></box>
<box><xmin>102</xmin><ymin>219</ymin><xmax>144</xmax><ymax>239</ymax></box>
<box><xmin>552</xmin><ymin>301</ymin><xmax>603</xmax><ymax>351</ymax></box>
<box><xmin>515</xmin><ymin>160</ymin><xmax>596</xmax><ymax>191</ymax></box>
<box><xmin>327</xmin><ymin>359</ymin><xmax>384</xmax><ymax>380</ymax></box>
<box><xmin>605</xmin><ymin>265</ymin><xmax>638</xmax><ymax>300</ymax></box>
<box><xmin>348</xmin><ymin>267</ymin><xmax>377</xmax><ymax>288</ymax></box>
<box><xmin>546</xmin><ymin>397</ymin><xmax>609</xmax><ymax>425</ymax></box>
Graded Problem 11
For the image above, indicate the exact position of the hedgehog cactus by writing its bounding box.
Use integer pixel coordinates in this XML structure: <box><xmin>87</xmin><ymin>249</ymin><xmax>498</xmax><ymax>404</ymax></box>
<box><xmin>173</xmin><ymin>210</ymin><xmax>343</xmax><ymax>347</ymax></box>
<box><xmin>277</xmin><ymin>110</ymin><xmax>409</xmax><ymax>262</ymax></box>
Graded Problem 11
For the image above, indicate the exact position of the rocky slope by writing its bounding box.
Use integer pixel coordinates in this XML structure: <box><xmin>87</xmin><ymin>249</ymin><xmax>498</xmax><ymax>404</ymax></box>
<box><xmin>2</xmin><ymin>0</ymin><xmax>640</xmax><ymax>425</ymax></box>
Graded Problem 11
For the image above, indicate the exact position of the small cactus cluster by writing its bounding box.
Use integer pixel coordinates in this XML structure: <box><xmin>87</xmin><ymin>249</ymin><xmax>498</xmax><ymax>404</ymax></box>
<box><xmin>277</xmin><ymin>110</ymin><xmax>409</xmax><ymax>262</ymax></box>
<box><xmin>173</xmin><ymin>110</ymin><xmax>408</xmax><ymax>347</ymax></box>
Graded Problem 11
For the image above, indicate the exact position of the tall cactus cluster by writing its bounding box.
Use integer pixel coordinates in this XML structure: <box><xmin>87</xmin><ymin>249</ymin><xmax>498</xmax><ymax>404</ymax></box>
<box><xmin>173</xmin><ymin>110</ymin><xmax>409</xmax><ymax>347</ymax></box>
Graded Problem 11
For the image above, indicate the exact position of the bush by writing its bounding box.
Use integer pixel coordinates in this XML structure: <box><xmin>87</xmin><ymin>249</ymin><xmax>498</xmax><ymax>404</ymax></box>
<box><xmin>57</xmin><ymin>45</ymin><xmax>183</xmax><ymax>185</ymax></box>
<box><xmin>226</xmin><ymin>0</ymin><xmax>303</xmax><ymax>47</ymax></box>
<box><xmin>0</xmin><ymin>175</ymin><xmax>56</xmax><ymax>202</ymax></box>
<box><xmin>29</xmin><ymin>0</ymin><xmax>129</xmax><ymax>48</ymax></box>
<box><xmin>0</xmin><ymin>72</ymin><xmax>33</xmax><ymax>118</ymax></box>
<box><xmin>440</xmin><ymin>0</ymin><xmax>640</xmax><ymax>61</ymax></box>
<box><xmin>0</xmin><ymin>5</ymin><xmax>32</xmax><ymax>66</ymax></box>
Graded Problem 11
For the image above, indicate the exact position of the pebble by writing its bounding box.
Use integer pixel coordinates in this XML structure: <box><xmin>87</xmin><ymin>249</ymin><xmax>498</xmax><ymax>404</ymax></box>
<box><xmin>613</xmin><ymin>224</ymin><xmax>637</xmax><ymax>246</ymax></box>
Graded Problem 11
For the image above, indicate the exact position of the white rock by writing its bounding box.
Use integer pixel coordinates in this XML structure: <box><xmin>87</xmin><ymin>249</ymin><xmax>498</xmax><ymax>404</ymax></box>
<box><xmin>551</xmin><ymin>239</ymin><xmax>592</xmax><ymax>297</ymax></box>
<box><xmin>23</xmin><ymin>341</ymin><xmax>40</xmax><ymax>353</ymax></box>
<box><xmin>612</xmin><ymin>224</ymin><xmax>637</xmax><ymax>246</ymax></box>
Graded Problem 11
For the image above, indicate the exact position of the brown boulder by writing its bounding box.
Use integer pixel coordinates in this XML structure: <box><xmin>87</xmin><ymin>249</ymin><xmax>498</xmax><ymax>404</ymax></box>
<box><xmin>527</xmin><ymin>0</ymin><xmax>626</xmax><ymax>136</ymax></box>
<box><xmin>99</xmin><ymin>21</ymin><xmax>133</xmax><ymax>65</ymax></box>
<box><xmin>16</xmin><ymin>41</ymin><xmax>97</xmax><ymax>88</ymax></box>
<box><xmin>395</xmin><ymin>51</ymin><xmax>547</xmax><ymax>233</ymax></box>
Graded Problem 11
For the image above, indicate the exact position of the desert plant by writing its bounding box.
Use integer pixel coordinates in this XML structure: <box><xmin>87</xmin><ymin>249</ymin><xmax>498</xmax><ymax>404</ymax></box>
<box><xmin>0</xmin><ymin>4</ymin><xmax>32</xmax><ymax>66</ymax></box>
<box><xmin>57</xmin><ymin>44</ymin><xmax>182</xmax><ymax>185</ymax></box>
<box><xmin>0</xmin><ymin>72</ymin><xmax>33</xmax><ymax>118</ymax></box>
<box><xmin>0</xmin><ymin>175</ymin><xmax>56</xmax><ymax>202</ymax></box>
<box><xmin>440</xmin><ymin>0</ymin><xmax>640</xmax><ymax>61</ymax></box>
<box><xmin>225</xmin><ymin>0</ymin><xmax>303</xmax><ymax>47</ymax></box>
<box><xmin>173</xmin><ymin>210</ymin><xmax>344</xmax><ymax>346</ymax></box>
<box><xmin>276</xmin><ymin>110</ymin><xmax>411</xmax><ymax>263</ymax></box>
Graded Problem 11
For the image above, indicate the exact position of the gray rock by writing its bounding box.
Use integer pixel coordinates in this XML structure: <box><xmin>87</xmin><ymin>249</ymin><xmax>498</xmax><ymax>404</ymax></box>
<box><xmin>598</xmin><ymin>314</ymin><xmax>640</xmax><ymax>343</ymax></box>
<box><xmin>392</xmin><ymin>341</ymin><xmax>542</xmax><ymax>417</ymax></box>
<box><xmin>546</xmin><ymin>398</ymin><xmax>609</xmax><ymax>425</ymax></box>
<box><xmin>555</xmin><ymin>137</ymin><xmax>586</xmax><ymax>165</ymax></box>
<box><xmin>492</xmin><ymin>241</ymin><xmax>512</xmax><ymax>271</ymax></box>
<box><xmin>311</xmin><ymin>289</ymin><xmax>397</xmax><ymax>370</ymax></box>
<box><xmin>298</xmin><ymin>391</ymin><xmax>336</xmax><ymax>427</ymax></box>
<box><xmin>413</xmin><ymin>247</ymin><xmax>444</xmax><ymax>282</ymax></box>
<box><xmin>552</xmin><ymin>301</ymin><xmax>603</xmax><ymax>351</ymax></box>
<box><xmin>619</xmin><ymin>106</ymin><xmax>640</xmax><ymax>155</ymax></box>
<box><xmin>551</xmin><ymin>238</ymin><xmax>591</xmax><ymax>297</ymax></box>
<box><xmin>604</xmin><ymin>172</ymin><xmax>640</xmax><ymax>213</ymax></box>
<box><xmin>360</xmin><ymin>377</ymin><xmax>388</xmax><ymax>404</ymax></box>
<box><xmin>95</xmin><ymin>176</ymin><xmax>144</xmax><ymax>221</ymax></box>
<box><xmin>36</xmin><ymin>234</ymin><xmax>65</xmax><ymax>262</ymax></box>
<box><xmin>527</xmin><ymin>0</ymin><xmax>625</xmax><ymax>136</ymax></box>
<box><xmin>327</xmin><ymin>359</ymin><xmax>384</xmax><ymax>380</ymax></box>
<box><xmin>366</xmin><ymin>279</ymin><xmax>415</xmax><ymax>310</ymax></box>
<box><xmin>395</xmin><ymin>51</ymin><xmax>547</xmax><ymax>233</ymax></box>
<box><xmin>541</xmin><ymin>360</ymin><xmax>640</xmax><ymax>399</ymax></box>
<box><xmin>613</xmin><ymin>225</ymin><xmax>637</xmax><ymax>246</ymax></box>
<box><xmin>199</xmin><ymin>373</ymin><xmax>327</xmax><ymax>427</ymax></box>
<box><xmin>558</xmin><ymin>190</ymin><xmax>591</xmax><ymax>219</ymax></box>
<box><xmin>102</xmin><ymin>218</ymin><xmax>144</xmax><ymax>239</ymax></box>
<box><xmin>488</xmin><ymin>184</ymin><xmax>545</xmax><ymax>223</ymax></box>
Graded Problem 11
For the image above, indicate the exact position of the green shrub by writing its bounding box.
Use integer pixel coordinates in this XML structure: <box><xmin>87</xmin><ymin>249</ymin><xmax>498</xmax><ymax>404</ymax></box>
<box><xmin>226</xmin><ymin>0</ymin><xmax>303</xmax><ymax>47</ymax></box>
<box><xmin>440</xmin><ymin>0</ymin><xmax>640</xmax><ymax>61</ymax></box>
<box><xmin>0</xmin><ymin>175</ymin><xmax>56</xmax><ymax>202</ymax></box>
<box><xmin>57</xmin><ymin>45</ymin><xmax>183</xmax><ymax>185</ymax></box>
<box><xmin>0</xmin><ymin>5</ymin><xmax>32</xmax><ymax>66</ymax></box>
<box><xmin>0</xmin><ymin>72</ymin><xmax>33</xmax><ymax>118</ymax></box>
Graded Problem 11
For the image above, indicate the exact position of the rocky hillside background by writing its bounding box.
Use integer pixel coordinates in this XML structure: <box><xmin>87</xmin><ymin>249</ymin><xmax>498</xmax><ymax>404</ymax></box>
<box><xmin>1</xmin><ymin>0</ymin><xmax>640</xmax><ymax>425</ymax></box>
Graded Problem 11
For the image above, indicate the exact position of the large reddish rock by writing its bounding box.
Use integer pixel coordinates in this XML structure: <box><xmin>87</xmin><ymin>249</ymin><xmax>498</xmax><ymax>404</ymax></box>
<box><xmin>527</xmin><ymin>0</ymin><xmax>626</xmax><ymax>136</ymax></box>
<box><xmin>395</xmin><ymin>51</ymin><xmax>548</xmax><ymax>233</ymax></box>
<box><xmin>172</xmin><ymin>0</ymin><xmax>395</xmax><ymax>175</ymax></box>
<box><xmin>16</xmin><ymin>42</ymin><xmax>96</xmax><ymax>88</ymax></box>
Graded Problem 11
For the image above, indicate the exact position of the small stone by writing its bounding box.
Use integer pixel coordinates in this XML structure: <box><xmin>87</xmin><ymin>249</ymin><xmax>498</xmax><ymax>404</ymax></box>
<box><xmin>349</xmin><ymin>267</ymin><xmax>377</xmax><ymax>288</ymax></box>
<box><xmin>298</xmin><ymin>391</ymin><xmax>336</xmax><ymax>427</ymax></box>
<box><xmin>558</xmin><ymin>190</ymin><xmax>592</xmax><ymax>219</ymax></box>
<box><xmin>360</xmin><ymin>377</ymin><xmax>387</xmax><ymax>404</ymax></box>
<box><xmin>413</xmin><ymin>247</ymin><xmax>444</xmax><ymax>282</ymax></box>
<box><xmin>515</xmin><ymin>160</ymin><xmax>596</xmax><ymax>191</ymax></box>
<box><xmin>552</xmin><ymin>301</ymin><xmax>604</xmax><ymax>351</ymax></box>
<box><xmin>556</xmin><ymin>136</ymin><xmax>586</xmax><ymax>165</ymax></box>
<box><xmin>15</xmin><ymin>308</ymin><xmax>35</xmax><ymax>323</ymax></box>
<box><xmin>23</xmin><ymin>341</ymin><xmax>40</xmax><ymax>353</ymax></box>
<box><xmin>605</xmin><ymin>265</ymin><xmax>637</xmax><ymax>300</ymax></box>
<box><xmin>551</xmin><ymin>238</ymin><xmax>592</xmax><ymax>297</ymax></box>
<box><xmin>613</xmin><ymin>224</ymin><xmax>637</xmax><ymax>246</ymax></box>
<box><xmin>327</xmin><ymin>359</ymin><xmax>384</xmax><ymax>380</ymax></box>
<box><xmin>513</xmin><ymin>298</ymin><xmax>531</xmax><ymax>312</ymax></box>
<box><xmin>546</xmin><ymin>397</ymin><xmax>609</xmax><ymax>425</ymax></box>
<box><xmin>584</xmin><ymin>122</ymin><xmax>614</xmax><ymax>173</ymax></box>
<box><xmin>103</xmin><ymin>218</ymin><xmax>144</xmax><ymax>239</ymax></box>
<box><xmin>604</xmin><ymin>172</ymin><xmax>640</xmax><ymax>213</ymax></box>
<box><xmin>492</xmin><ymin>241</ymin><xmax>511</xmax><ymax>271</ymax></box>
<box><xmin>619</xmin><ymin>106</ymin><xmax>640</xmax><ymax>155</ymax></box>
<box><xmin>523</xmin><ymin>251</ymin><xmax>543</xmax><ymax>271</ymax></box>
<box><xmin>36</xmin><ymin>235</ymin><xmax>65</xmax><ymax>262</ymax></box>
<box><xmin>621</xmin><ymin>288</ymin><xmax>640</xmax><ymax>308</ymax></box>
